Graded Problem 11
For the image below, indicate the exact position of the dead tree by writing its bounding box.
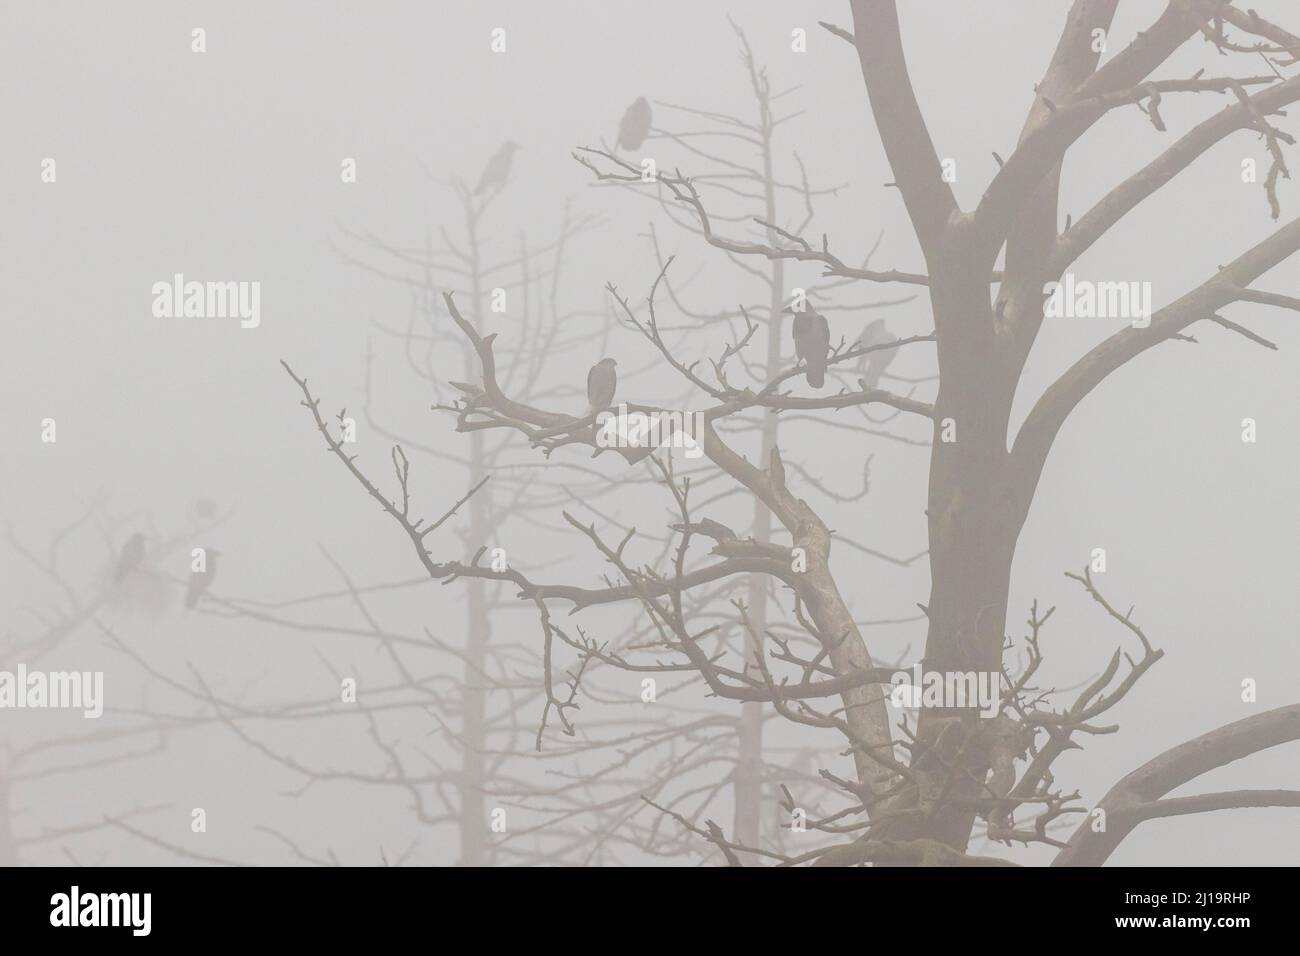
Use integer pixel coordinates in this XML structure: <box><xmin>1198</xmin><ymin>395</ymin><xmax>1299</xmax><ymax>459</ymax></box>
<box><xmin>247</xmin><ymin>166</ymin><xmax>709</xmax><ymax>864</ymax></box>
<box><xmin>423</xmin><ymin>2</ymin><xmax>1300</xmax><ymax>864</ymax></box>
<box><xmin>1</xmin><ymin>502</ymin><xmax>229</xmax><ymax>864</ymax></box>
<box><xmin>586</xmin><ymin>19</ymin><xmax>923</xmax><ymax>856</ymax></box>
<box><xmin>335</xmin><ymin>172</ymin><xmax>653</xmax><ymax>864</ymax></box>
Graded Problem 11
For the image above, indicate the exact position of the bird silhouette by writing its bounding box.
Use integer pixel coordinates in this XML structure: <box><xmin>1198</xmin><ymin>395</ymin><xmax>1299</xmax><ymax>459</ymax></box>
<box><xmin>785</xmin><ymin>305</ymin><xmax>831</xmax><ymax>388</ymax></box>
<box><xmin>587</xmin><ymin>358</ymin><xmax>618</xmax><ymax>413</ymax></box>
<box><xmin>474</xmin><ymin>140</ymin><xmax>521</xmax><ymax>194</ymax></box>
<box><xmin>114</xmin><ymin>533</ymin><xmax>147</xmax><ymax>584</ymax></box>
<box><xmin>856</xmin><ymin>318</ymin><xmax>898</xmax><ymax>389</ymax></box>
<box><xmin>616</xmin><ymin>97</ymin><xmax>652</xmax><ymax>151</ymax></box>
<box><xmin>185</xmin><ymin>549</ymin><xmax>220</xmax><ymax>610</ymax></box>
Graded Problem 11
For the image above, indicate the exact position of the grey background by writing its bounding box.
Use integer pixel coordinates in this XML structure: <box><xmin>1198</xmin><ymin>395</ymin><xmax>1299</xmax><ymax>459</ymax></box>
<box><xmin>1</xmin><ymin>0</ymin><xmax>1296</xmax><ymax>865</ymax></box>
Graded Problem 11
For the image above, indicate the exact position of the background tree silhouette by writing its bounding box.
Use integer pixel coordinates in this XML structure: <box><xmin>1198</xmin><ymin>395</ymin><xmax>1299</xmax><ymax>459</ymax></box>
<box><xmin>583</xmin><ymin>19</ymin><xmax>926</xmax><ymax>858</ymax></box>
<box><xmin>1</xmin><ymin>501</ymin><xmax>235</xmax><ymax>864</ymax></box>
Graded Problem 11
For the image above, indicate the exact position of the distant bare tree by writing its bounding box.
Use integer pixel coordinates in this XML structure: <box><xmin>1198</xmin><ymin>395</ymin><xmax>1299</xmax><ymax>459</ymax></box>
<box><xmin>1</xmin><ymin>501</ymin><xmax>227</xmax><ymax>864</ymax></box>
<box><xmin>581</xmin><ymin>20</ymin><xmax>926</xmax><ymax>859</ymax></box>
<box><xmin>223</xmin><ymin>165</ymin><xmax>721</xmax><ymax>865</ymax></box>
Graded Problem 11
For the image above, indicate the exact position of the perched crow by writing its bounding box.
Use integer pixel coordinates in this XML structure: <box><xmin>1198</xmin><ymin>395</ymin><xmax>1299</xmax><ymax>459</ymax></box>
<box><xmin>474</xmin><ymin>140</ymin><xmax>521</xmax><ymax>194</ymax></box>
<box><xmin>784</xmin><ymin>305</ymin><xmax>831</xmax><ymax>388</ymax></box>
<box><xmin>616</xmin><ymin>97</ymin><xmax>652</xmax><ymax>151</ymax></box>
<box><xmin>114</xmin><ymin>533</ymin><xmax>147</xmax><ymax>584</ymax></box>
<box><xmin>587</xmin><ymin>357</ymin><xmax>618</xmax><ymax>413</ymax></box>
<box><xmin>185</xmin><ymin>549</ymin><xmax>220</xmax><ymax>610</ymax></box>
<box><xmin>857</xmin><ymin>318</ymin><xmax>899</xmax><ymax>389</ymax></box>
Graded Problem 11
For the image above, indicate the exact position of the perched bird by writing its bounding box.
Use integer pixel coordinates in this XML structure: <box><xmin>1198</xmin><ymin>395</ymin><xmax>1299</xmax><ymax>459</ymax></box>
<box><xmin>474</xmin><ymin>140</ymin><xmax>521</xmax><ymax>194</ymax></box>
<box><xmin>856</xmin><ymin>318</ymin><xmax>899</xmax><ymax>389</ymax></box>
<box><xmin>185</xmin><ymin>549</ymin><xmax>220</xmax><ymax>610</ymax></box>
<box><xmin>115</xmin><ymin>533</ymin><xmax>148</xmax><ymax>584</ymax></box>
<box><xmin>784</xmin><ymin>305</ymin><xmax>831</xmax><ymax>388</ymax></box>
<box><xmin>587</xmin><ymin>358</ymin><xmax>618</xmax><ymax>413</ymax></box>
<box><xmin>616</xmin><ymin>97</ymin><xmax>652</xmax><ymax>151</ymax></box>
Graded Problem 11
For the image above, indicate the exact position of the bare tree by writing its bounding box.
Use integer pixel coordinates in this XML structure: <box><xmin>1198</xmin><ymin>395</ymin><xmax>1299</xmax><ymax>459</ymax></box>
<box><xmin>1</xmin><ymin>502</ymin><xmax>228</xmax><ymax>864</ymax></box>
<box><xmin>405</xmin><ymin>2</ymin><xmax>1300</xmax><ymax>865</ymax></box>
<box><xmin>583</xmin><ymin>20</ymin><xmax>925</xmax><ymax>858</ymax></box>
<box><xmin>215</xmin><ymin>164</ymin><xmax>715</xmax><ymax>865</ymax></box>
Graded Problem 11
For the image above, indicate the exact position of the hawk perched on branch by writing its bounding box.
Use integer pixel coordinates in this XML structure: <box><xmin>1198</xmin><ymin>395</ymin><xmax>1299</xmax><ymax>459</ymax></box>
<box><xmin>587</xmin><ymin>357</ymin><xmax>618</xmax><ymax>412</ymax></box>
<box><xmin>857</xmin><ymin>318</ymin><xmax>898</xmax><ymax>389</ymax></box>
<box><xmin>617</xmin><ymin>97</ymin><xmax>652</xmax><ymax>151</ymax></box>
<box><xmin>474</xmin><ymin>140</ymin><xmax>521</xmax><ymax>194</ymax></box>
<box><xmin>114</xmin><ymin>533</ymin><xmax>147</xmax><ymax>584</ymax></box>
<box><xmin>785</xmin><ymin>305</ymin><xmax>831</xmax><ymax>388</ymax></box>
<box><xmin>185</xmin><ymin>549</ymin><xmax>220</xmax><ymax>610</ymax></box>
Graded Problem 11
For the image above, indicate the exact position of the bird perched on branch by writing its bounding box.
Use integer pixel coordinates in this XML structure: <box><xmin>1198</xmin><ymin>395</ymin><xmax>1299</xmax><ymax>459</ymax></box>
<box><xmin>185</xmin><ymin>549</ymin><xmax>220</xmax><ymax>610</ymax></box>
<box><xmin>616</xmin><ymin>96</ymin><xmax>652</xmax><ymax>151</ymax></box>
<box><xmin>856</xmin><ymin>318</ymin><xmax>898</xmax><ymax>389</ymax></box>
<box><xmin>114</xmin><ymin>533</ymin><xmax>147</xmax><ymax>584</ymax></box>
<box><xmin>474</xmin><ymin>140</ymin><xmax>521</xmax><ymax>194</ymax></box>
<box><xmin>785</xmin><ymin>304</ymin><xmax>831</xmax><ymax>388</ymax></box>
<box><xmin>587</xmin><ymin>358</ymin><xmax>618</xmax><ymax>413</ymax></box>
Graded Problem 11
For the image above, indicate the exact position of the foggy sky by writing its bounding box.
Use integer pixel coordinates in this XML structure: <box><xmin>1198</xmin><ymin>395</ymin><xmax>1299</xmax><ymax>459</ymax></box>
<box><xmin>2</xmin><ymin>0</ymin><xmax>1297</xmax><ymax>866</ymax></box>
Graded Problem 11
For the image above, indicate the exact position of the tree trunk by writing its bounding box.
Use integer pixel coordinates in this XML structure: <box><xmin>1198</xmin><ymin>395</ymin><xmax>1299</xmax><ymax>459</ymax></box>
<box><xmin>459</xmin><ymin>443</ymin><xmax>490</xmax><ymax>866</ymax></box>
<box><xmin>885</xmin><ymin>267</ymin><xmax>1033</xmax><ymax>851</ymax></box>
<box><xmin>458</xmin><ymin>208</ymin><xmax>491</xmax><ymax>866</ymax></box>
<box><xmin>732</xmin><ymin>144</ymin><xmax>787</xmax><ymax>856</ymax></box>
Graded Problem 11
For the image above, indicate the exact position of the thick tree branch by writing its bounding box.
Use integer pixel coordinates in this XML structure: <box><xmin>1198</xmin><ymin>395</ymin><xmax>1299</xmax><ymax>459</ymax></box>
<box><xmin>848</xmin><ymin>0</ymin><xmax>960</xmax><ymax>260</ymax></box>
<box><xmin>1012</xmin><ymin>215</ymin><xmax>1300</xmax><ymax>489</ymax></box>
<box><xmin>1054</xmin><ymin>704</ymin><xmax>1300</xmax><ymax>865</ymax></box>
<box><xmin>1056</xmin><ymin>73</ymin><xmax>1300</xmax><ymax>270</ymax></box>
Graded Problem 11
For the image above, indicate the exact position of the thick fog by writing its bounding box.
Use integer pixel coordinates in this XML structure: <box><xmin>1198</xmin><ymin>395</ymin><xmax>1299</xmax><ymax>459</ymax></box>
<box><xmin>1</xmin><ymin>0</ymin><xmax>1297</xmax><ymax>866</ymax></box>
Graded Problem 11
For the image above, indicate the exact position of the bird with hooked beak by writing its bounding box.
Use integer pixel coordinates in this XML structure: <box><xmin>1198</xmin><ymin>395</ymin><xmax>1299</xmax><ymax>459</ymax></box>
<box><xmin>587</xmin><ymin>357</ymin><xmax>618</xmax><ymax>413</ymax></box>
<box><xmin>114</xmin><ymin>533</ymin><xmax>148</xmax><ymax>584</ymax></box>
<box><xmin>784</xmin><ymin>304</ymin><xmax>831</xmax><ymax>388</ymax></box>
<box><xmin>185</xmin><ymin>548</ymin><xmax>220</xmax><ymax>610</ymax></box>
<box><xmin>616</xmin><ymin>97</ymin><xmax>652</xmax><ymax>151</ymax></box>
<box><xmin>475</xmin><ymin>140</ymin><xmax>521</xmax><ymax>194</ymax></box>
<box><xmin>857</xmin><ymin>318</ymin><xmax>899</xmax><ymax>389</ymax></box>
